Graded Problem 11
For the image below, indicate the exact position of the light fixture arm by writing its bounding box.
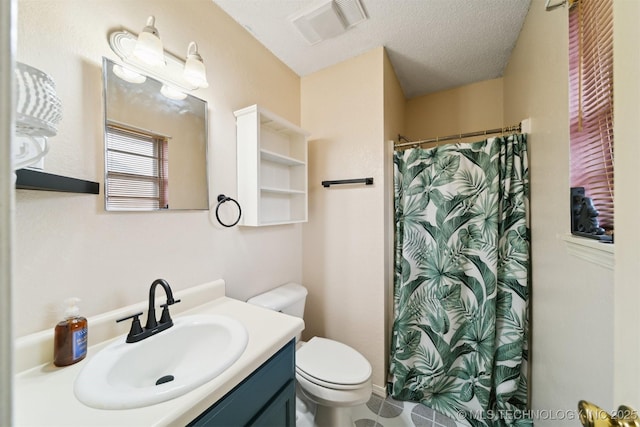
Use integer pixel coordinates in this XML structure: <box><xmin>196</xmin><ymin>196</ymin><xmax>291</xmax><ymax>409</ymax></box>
<box><xmin>142</xmin><ymin>16</ymin><xmax>160</xmax><ymax>37</ymax></box>
<box><xmin>187</xmin><ymin>41</ymin><xmax>199</xmax><ymax>57</ymax></box>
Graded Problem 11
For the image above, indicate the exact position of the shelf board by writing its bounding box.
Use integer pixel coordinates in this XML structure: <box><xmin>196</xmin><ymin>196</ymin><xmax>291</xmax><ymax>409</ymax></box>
<box><xmin>260</xmin><ymin>149</ymin><xmax>305</xmax><ymax>166</ymax></box>
<box><xmin>260</xmin><ymin>186</ymin><xmax>305</xmax><ymax>195</ymax></box>
<box><xmin>260</xmin><ymin>118</ymin><xmax>291</xmax><ymax>134</ymax></box>
<box><xmin>15</xmin><ymin>169</ymin><xmax>100</xmax><ymax>194</ymax></box>
<box><xmin>258</xmin><ymin>218</ymin><xmax>307</xmax><ymax>226</ymax></box>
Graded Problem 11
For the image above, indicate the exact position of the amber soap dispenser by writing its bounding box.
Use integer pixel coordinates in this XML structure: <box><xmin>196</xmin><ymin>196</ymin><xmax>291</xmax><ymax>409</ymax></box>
<box><xmin>53</xmin><ymin>297</ymin><xmax>88</xmax><ymax>367</ymax></box>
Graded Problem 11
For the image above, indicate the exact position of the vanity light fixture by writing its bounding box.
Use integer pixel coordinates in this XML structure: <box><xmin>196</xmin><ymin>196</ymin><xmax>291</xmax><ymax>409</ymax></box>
<box><xmin>108</xmin><ymin>15</ymin><xmax>209</xmax><ymax>93</ymax></box>
<box><xmin>132</xmin><ymin>16</ymin><xmax>166</xmax><ymax>67</ymax></box>
<box><xmin>183</xmin><ymin>42</ymin><xmax>209</xmax><ymax>89</ymax></box>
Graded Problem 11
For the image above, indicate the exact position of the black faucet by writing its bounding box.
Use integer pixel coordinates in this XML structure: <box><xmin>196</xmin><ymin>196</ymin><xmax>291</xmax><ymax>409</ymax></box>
<box><xmin>116</xmin><ymin>279</ymin><xmax>181</xmax><ymax>343</ymax></box>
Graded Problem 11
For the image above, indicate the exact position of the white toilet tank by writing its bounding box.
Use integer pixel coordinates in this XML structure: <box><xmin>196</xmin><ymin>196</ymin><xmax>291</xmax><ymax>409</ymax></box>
<box><xmin>247</xmin><ymin>282</ymin><xmax>307</xmax><ymax>318</ymax></box>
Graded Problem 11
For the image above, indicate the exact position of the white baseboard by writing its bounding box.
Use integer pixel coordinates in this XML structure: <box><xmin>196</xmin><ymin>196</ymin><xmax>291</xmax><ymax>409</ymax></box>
<box><xmin>372</xmin><ymin>383</ymin><xmax>387</xmax><ymax>398</ymax></box>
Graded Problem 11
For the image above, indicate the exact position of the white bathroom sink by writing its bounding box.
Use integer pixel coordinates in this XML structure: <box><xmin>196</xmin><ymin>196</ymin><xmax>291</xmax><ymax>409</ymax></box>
<box><xmin>74</xmin><ymin>314</ymin><xmax>248</xmax><ymax>409</ymax></box>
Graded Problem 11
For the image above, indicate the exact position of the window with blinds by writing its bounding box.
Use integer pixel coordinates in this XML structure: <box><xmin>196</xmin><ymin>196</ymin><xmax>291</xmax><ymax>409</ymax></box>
<box><xmin>569</xmin><ymin>0</ymin><xmax>614</xmax><ymax>233</ymax></box>
<box><xmin>105</xmin><ymin>123</ymin><xmax>169</xmax><ymax>210</ymax></box>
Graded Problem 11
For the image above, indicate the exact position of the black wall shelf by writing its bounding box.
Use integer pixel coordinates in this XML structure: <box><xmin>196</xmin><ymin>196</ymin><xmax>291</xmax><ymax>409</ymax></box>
<box><xmin>15</xmin><ymin>169</ymin><xmax>99</xmax><ymax>194</ymax></box>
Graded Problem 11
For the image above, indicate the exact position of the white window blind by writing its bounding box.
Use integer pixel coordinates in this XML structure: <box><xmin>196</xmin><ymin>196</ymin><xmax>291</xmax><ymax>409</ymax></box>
<box><xmin>105</xmin><ymin>123</ymin><xmax>169</xmax><ymax>210</ymax></box>
<box><xmin>569</xmin><ymin>0</ymin><xmax>614</xmax><ymax>231</ymax></box>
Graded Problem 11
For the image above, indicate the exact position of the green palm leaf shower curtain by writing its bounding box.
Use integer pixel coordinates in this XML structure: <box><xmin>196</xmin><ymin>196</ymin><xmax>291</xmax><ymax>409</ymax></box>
<box><xmin>390</xmin><ymin>135</ymin><xmax>530</xmax><ymax>427</ymax></box>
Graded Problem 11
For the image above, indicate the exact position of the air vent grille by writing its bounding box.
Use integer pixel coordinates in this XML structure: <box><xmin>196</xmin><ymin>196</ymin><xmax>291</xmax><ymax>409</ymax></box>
<box><xmin>335</xmin><ymin>0</ymin><xmax>367</xmax><ymax>28</ymax></box>
<box><xmin>290</xmin><ymin>0</ymin><xmax>367</xmax><ymax>45</ymax></box>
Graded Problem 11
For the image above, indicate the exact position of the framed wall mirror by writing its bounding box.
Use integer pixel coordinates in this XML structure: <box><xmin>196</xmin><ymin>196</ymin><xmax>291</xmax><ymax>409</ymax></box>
<box><xmin>102</xmin><ymin>57</ymin><xmax>209</xmax><ymax>211</ymax></box>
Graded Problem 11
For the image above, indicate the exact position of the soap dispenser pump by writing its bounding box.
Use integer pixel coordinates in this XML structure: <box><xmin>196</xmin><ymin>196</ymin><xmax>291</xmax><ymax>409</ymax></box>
<box><xmin>53</xmin><ymin>297</ymin><xmax>88</xmax><ymax>367</ymax></box>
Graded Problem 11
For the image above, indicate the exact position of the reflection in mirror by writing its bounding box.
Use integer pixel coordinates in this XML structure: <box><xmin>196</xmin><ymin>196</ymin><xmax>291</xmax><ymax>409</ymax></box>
<box><xmin>102</xmin><ymin>57</ymin><xmax>209</xmax><ymax>211</ymax></box>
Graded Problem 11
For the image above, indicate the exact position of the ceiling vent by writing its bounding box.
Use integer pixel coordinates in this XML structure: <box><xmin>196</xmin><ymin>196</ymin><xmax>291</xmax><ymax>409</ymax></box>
<box><xmin>290</xmin><ymin>0</ymin><xmax>367</xmax><ymax>45</ymax></box>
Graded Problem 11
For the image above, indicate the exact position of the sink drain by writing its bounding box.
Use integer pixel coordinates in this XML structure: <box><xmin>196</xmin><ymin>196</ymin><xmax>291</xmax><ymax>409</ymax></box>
<box><xmin>156</xmin><ymin>375</ymin><xmax>175</xmax><ymax>385</ymax></box>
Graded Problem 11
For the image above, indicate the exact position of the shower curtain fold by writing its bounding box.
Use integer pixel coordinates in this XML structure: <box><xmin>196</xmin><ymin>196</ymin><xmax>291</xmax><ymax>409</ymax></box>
<box><xmin>389</xmin><ymin>134</ymin><xmax>530</xmax><ymax>427</ymax></box>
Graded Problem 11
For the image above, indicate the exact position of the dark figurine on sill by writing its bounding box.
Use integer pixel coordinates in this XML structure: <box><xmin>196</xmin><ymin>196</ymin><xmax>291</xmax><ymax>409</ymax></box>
<box><xmin>574</xmin><ymin>195</ymin><xmax>606</xmax><ymax>235</ymax></box>
<box><xmin>570</xmin><ymin>187</ymin><xmax>612</xmax><ymax>242</ymax></box>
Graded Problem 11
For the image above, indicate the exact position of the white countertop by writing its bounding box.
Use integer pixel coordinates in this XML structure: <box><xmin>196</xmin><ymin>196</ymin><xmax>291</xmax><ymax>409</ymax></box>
<box><xmin>14</xmin><ymin>280</ymin><xmax>304</xmax><ymax>426</ymax></box>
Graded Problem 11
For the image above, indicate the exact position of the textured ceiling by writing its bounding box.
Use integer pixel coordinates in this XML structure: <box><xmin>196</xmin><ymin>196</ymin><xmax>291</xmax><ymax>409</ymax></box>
<box><xmin>212</xmin><ymin>0</ymin><xmax>531</xmax><ymax>99</ymax></box>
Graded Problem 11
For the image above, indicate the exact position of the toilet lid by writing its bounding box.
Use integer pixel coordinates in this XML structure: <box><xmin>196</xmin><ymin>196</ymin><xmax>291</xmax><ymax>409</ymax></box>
<box><xmin>296</xmin><ymin>337</ymin><xmax>371</xmax><ymax>386</ymax></box>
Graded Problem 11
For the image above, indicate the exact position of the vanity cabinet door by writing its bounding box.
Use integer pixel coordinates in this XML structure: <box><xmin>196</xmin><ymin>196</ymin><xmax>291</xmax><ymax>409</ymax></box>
<box><xmin>248</xmin><ymin>380</ymin><xmax>295</xmax><ymax>427</ymax></box>
<box><xmin>188</xmin><ymin>340</ymin><xmax>295</xmax><ymax>426</ymax></box>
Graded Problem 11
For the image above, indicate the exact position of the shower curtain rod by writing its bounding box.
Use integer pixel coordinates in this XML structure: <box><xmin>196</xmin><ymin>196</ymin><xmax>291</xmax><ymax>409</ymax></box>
<box><xmin>395</xmin><ymin>123</ymin><xmax>522</xmax><ymax>149</ymax></box>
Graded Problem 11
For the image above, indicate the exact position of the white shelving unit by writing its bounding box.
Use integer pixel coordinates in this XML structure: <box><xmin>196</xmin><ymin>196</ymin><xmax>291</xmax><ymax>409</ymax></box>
<box><xmin>235</xmin><ymin>105</ymin><xmax>309</xmax><ymax>226</ymax></box>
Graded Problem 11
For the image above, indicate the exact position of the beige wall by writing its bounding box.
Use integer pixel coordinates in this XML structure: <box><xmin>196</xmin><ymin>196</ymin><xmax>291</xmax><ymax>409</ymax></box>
<box><xmin>383</xmin><ymin>51</ymin><xmax>406</xmax><ymax>389</ymax></box>
<box><xmin>301</xmin><ymin>47</ymin><xmax>388</xmax><ymax>392</ymax></box>
<box><xmin>503</xmin><ymin>1</ymin><xmax>616</xmax><ymax>420</ymax></box>
<box><xmin>15</xmin><ymin>0</ymin><xmax>302</xmax><ymax>336</ymax></box>
<box><xmin>613</xmin><ymin>0</ymin><xmax>640</xmax><ymax>408</ymax></box>
<box><xmin>384</xmin><ymin>54</ymin><xmax>406</xmax><ymax>144</ymax></box>
<box><xmin>404</xmin><ymin>78</ymin><xmax>504</xmax><ymax>142</ymax></box>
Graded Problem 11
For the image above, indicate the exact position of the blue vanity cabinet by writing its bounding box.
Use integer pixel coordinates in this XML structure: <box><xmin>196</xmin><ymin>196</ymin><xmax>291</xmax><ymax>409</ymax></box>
<box><xmin>188</xmin><ymin>339</ymin><xmax>296</xmax><ymax>426</ymax></box>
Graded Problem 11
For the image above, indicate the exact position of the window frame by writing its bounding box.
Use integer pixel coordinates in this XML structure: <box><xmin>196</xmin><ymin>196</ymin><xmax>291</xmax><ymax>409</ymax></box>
<box><xmin>568</xmin><ymin>0</ymin><xmax>614</xmax><ymax>234</ymax></box>
<box><xmin>105</xmin><ymin>121</ymin><xmax>169</xmax><ymax>211</ymax></box>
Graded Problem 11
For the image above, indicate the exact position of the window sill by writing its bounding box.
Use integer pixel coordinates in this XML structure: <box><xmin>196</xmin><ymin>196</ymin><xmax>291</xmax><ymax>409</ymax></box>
<box><xmin>560</xmin><ymin>233</ymin><xmax>614</xmax><ymax>270</ymax></box>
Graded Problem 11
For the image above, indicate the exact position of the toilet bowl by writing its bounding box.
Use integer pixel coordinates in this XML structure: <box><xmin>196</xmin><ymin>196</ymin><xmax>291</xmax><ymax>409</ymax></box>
<box><xmin>247</xmin><ymin>283</ymin><xmax>372</xmax><ymax>427</ymax></box>
<box><xmin>296</xmin><ymin>337</ymin><xmax>372</xmax><ymax>426</ymax></box>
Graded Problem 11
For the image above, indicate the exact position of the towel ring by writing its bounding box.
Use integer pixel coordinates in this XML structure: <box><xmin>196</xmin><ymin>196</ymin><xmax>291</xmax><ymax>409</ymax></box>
<box><xmin>215</xmin><ymin>194</ymin><xmax>241</xmax><ymax>227</ymax></box>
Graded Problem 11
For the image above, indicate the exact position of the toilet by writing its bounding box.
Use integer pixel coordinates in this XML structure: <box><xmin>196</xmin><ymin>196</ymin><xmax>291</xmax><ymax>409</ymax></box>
<box><xmin>247</xmin><ymin>283</ymin><xmax>372</xmax><ymax>427</ymax></box>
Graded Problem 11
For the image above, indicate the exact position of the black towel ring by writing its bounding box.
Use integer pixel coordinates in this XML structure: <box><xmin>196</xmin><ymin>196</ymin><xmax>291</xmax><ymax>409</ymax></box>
<box><xmin>215</xmin><ymin>194</ymin><xmax>241</xmax><ymax>227</ymax></box>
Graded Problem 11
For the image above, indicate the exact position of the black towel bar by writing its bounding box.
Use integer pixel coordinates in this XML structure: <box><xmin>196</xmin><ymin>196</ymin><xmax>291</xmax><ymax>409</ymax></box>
<box><xmin>321</xmin><ymin>178</ymin><xmax>374</xmax><ymax>188</ymax></box>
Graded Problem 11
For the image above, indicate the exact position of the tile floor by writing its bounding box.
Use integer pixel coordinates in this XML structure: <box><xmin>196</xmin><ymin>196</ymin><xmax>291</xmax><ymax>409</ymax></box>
<box><xmin>351</xmin><ymin>394</ymin><xmax>462</xmax><ymax>427</ymax></box>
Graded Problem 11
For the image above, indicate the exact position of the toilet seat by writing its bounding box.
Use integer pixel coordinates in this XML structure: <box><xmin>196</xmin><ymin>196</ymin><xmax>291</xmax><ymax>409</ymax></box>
<box><xmin>295</xmin><ymin>337</ymin><xmax>372</xmax><ymax>390</ymax></box>
<box><xmin>296</xmin><ymin>369</ymin><xmax>372</xmax><ymax>408</ymax></box>
<box><xmin>296</xmin><ymin>368</ymin><xmax>367</xmax><ymax>391</ymax></box>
